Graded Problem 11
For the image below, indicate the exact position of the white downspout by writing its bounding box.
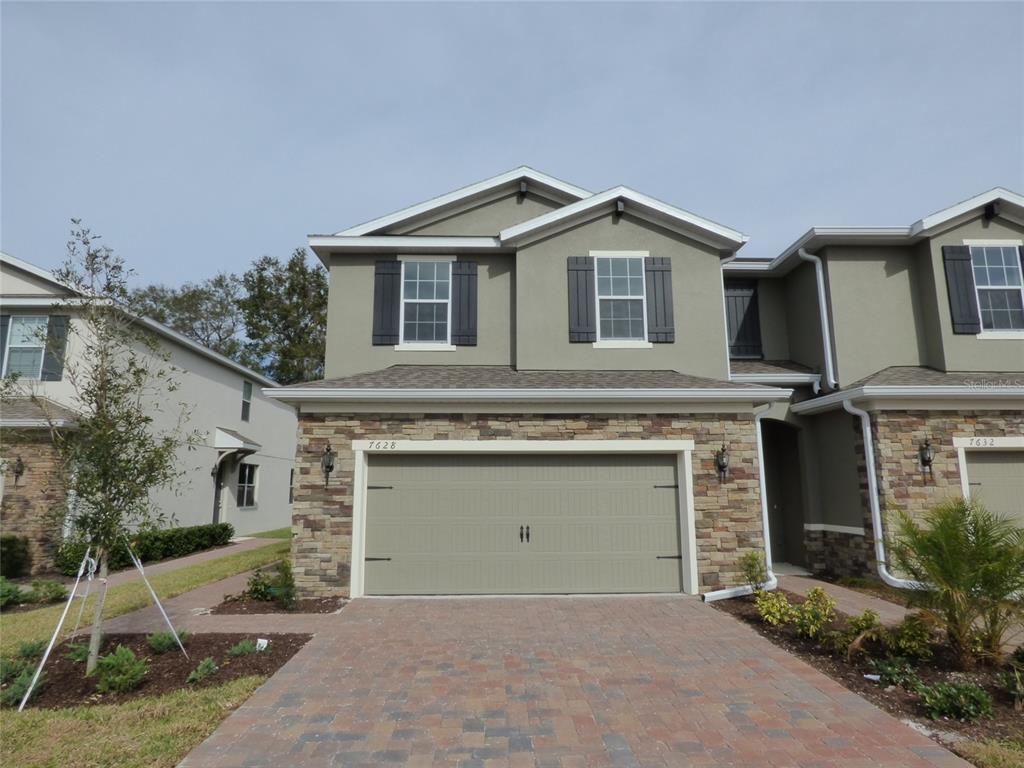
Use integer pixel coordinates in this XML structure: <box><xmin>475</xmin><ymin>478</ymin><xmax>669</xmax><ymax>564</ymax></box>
<box><xmin>798</xmin><ymin>249</ymin><xmax>838</xmax><ymax>390</ymax></box>
<box><xmin>703</xmin><ymin>404</ymin><xmax>778</xmax><ymax>602</ymax></box>
<box><xmin>842</xmin><ymin>400</ymin><xmax>920</xmax><ymax>590</ymax></box>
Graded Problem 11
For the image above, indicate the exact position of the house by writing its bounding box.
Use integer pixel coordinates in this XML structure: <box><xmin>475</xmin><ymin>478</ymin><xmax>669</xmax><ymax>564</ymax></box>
<box><xmin>266</xmin><ymin>169</ymin><xmax>1023</xmax><ymax>599</ymax></box>
<box><xmin>0</xmin><ymin>253</ymin><xmax>298</xmax><ymax>573</ymax></box>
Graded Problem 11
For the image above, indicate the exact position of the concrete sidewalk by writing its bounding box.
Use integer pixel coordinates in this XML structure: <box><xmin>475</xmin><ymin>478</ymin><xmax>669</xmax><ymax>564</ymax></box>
<box><xmin>777</xmin><ymin>574</ymin><xmax>910</xmax><ymax>625</ymax></box>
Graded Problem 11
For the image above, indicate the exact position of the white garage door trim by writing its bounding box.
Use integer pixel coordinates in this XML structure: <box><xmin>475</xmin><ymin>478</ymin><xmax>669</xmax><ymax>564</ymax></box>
<box><xmin>350</xmin><ymin>439</ymin><xmax>698</xmax><ymax>598</ymax></box>
<box><xmin>953</xmin><ymin>436</ymin><xmax>1024</xmax><ymax>499</ymax></box>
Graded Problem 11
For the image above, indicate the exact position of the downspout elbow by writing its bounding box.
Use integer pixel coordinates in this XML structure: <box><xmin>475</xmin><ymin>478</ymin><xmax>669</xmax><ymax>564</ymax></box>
<box><xmin>798</xmin><ymin>249</ymin><xmax>839</xmax><ymax>390</ymax></box>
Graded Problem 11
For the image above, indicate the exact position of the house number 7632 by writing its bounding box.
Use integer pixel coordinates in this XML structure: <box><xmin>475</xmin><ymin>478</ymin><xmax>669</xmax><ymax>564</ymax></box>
<box><xmin>967</xmin><ymin>437</ymin><xmax>996</xmax><ymax>447</ymax></box>
<box><xmin>368</xmin><ymin>441</ymin><xmax>398</xmax><ymax>450</ymax></box>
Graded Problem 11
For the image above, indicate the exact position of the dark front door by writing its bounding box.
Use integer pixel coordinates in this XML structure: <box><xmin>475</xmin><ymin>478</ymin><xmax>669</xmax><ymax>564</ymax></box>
<box><xmin>762</xmin><ymin>420</ymin><xmax>807</xmax><ymax>567</ymax></box>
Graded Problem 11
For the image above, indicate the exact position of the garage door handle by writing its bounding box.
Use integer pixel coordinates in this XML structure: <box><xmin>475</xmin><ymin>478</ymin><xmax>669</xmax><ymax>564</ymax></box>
<box><xmin>520</xmin><ymin>525</ymin><xmax>524</xmax><ymax>543</ymax></box>
<box><xmin>656</xmin><ymin>555</ymin><xmax>682</xmax><ymax>560</ymax></box>
<box><xmin>654</xmin><ymin>484</ymin><xmax>679</xmax><ymax>489</ymax></box>
<box><xmin>365</xmin><ymin>557</ymin><xmax>391</xmax><ymax>562</ymax></box>
<box><xmin>525</xmin><ymin>525</ymin><xmax>530</xmax><ymax>543</ymax></box>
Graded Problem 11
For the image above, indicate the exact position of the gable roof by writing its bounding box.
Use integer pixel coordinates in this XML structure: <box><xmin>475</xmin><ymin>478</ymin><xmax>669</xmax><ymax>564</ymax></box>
<box><xmin>499</xmin><ymin>186</ymin><xmax>748</xmax><ymax>251</ymax></box>
<box><xmin>333</xmin><ymin>167</ymin><xmax>592</xmax><ymax>237</ymax></box>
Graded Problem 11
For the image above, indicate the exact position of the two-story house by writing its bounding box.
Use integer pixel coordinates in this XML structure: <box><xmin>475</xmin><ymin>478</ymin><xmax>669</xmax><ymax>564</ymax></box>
<box><xmin>0</xmin><ymin>253</ymin><xmax>298</xmax><ymax>573</ymax></box>
<box><xmin>269</xmin><ymin>170</ymin><xmax>1023</xmax><ymax>599</ymax></box>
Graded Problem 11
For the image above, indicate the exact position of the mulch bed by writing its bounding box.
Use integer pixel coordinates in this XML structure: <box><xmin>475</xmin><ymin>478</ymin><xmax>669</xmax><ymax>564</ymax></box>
<box><xmin>712</xmin><ymin>590</ymin><xmax>1022</xmax><ymax>747</ymax></box>
<box><xmin>211</xmin><ymin>595</ymin><xmax>345</xmax><ymax>615</ymax></box>
<box><xmin>16</xmin><ymin>632</ymin><xmax>310</xmax><ymax>710</ymax></box>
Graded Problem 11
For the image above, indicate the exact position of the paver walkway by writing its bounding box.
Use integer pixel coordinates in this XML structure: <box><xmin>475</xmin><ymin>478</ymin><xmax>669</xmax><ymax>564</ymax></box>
<box><xmin>776</xmin><ymin>574</ymin><xmax>911</xmax><ymax>625</ymax></box>
<box><xmin>179</xmin><ymin>597</ymin><xmax>966</xmax><ymax>768</ymax></box>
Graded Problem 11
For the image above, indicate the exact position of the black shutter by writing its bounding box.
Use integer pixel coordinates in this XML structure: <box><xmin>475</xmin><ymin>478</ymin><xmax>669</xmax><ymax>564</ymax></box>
<box><xmin>41</xmin><ymin>315</ymin><xmax>69</xmax><ymax>381</ymax></box>
<box><xmin>451</xmin><ymin>261</ymin><xmax>477</xmax><ymax>346</ymax></box>
<box><xmin>724</xmin><ymin>280</ymin><xmax>763</xmax><ymax>358</ymax></box>
<box><xmin>942</xmin><ymin>245</ymin><xmax>981</xmax><ymax>334</ymax></box>
<box><xmin>567</xmin><ymin>256</ymin><xmax>597</xmax><ymax>342</ymax></box>
<box><xmin>644</xmin><ymin>257</ymin><xmax>675</xmax><ymax>343</ymax></box>
<box><xmin>0</xmin><ymin>315</ymin><xmax>9</xmax><ymax>375</ymax></box>
<box><xmin>372</xmin><ymin>260</ymin><xmax>401</xmax><ymax>345</ymax></box>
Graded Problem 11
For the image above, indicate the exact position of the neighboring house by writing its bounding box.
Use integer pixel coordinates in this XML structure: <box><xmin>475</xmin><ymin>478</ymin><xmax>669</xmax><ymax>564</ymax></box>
<box><xmin>0</xmin><ymin>253</ymin><xmax>297</xmax><ymax>573</ymax></box>
<box><xmin>269</xmin><ymin>169</ymin><xmax>1023</xmax><ymax>599</ymax></box>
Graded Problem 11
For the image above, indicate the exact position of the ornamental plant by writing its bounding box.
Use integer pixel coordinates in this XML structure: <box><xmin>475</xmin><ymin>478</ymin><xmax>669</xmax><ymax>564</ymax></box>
<box><xmin>186</xmin><ymin>657</ymin><xmax>218</xmax><ymax>685</ymax></box>
<box><xmin>755</xmin><ymin>590</ymin><xmax>795</xmax><ymax>626</ymax></box>
<box><xmin>916</xmin><ymin>681</ymin><xmax>993</xmax><ymax>722</ymax></box>
<box><xmin>792</xmin><ymin>588</ymin><xmax>836</xmax><ymax>640</ymax></box>
<box><xmin>92</xmin><ymin>645</ymin><xmax>148</xmax><ymax>694</ymax></box>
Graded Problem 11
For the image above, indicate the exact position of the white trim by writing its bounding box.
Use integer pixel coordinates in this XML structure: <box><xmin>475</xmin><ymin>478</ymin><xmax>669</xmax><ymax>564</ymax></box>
<box><xmin>952</xmin><ymin>436</ymin><xmax>1024</xmax><ymax>449</ymax></box>
<box><xmin>2</xmin><ymin>315</ymin><xmax>47</xmax><ymax>380</ymax></box>
<box><xmin>267</xmin><ymin>387</ymin><xmax>794</xmax><ymax>403</ymax></box>
<box><xmin>349</xmin><ymin>438</ymin><xmax>698</xmax><ymax>599</ymax></box>
<box><xmin>0</xmin><ymin>419</ymin><xmax>74</xmax><ymax>429</ymax></box>
<box><xmin>393</xmin><ymin>344</ymin><xmax>456</xmax><ymax>352</ymax></box>
<box><xmin>976</xmin><ymin>331</ymin><xmax>1024</xmax><ymax>340</ymax></box>
<box><xmin>592</xmin><ymin>252</ymin><xmax>649</xmax><ymax>344</ymax></box>
<box><xmin>730</xmin><ymin>372</ymin><xmax>822</xmax><ymax>388</ymax></box>
<box><xmin>592</xmin><ymin>341</ymin><xmax>653</xmax><ymax>349</ymax></box>
<box><xmin>913</xmin><ymin>188</ymin><xmax>1024</xmax><ymax>235</ymax></box>
<box><xmin>791</xmin><ymin>384</ymin><xmax>1024</xmax><ymax>414</ymax></box>
<box><xmin>397</xmin><ymin>254</ymin><xmax>457</xmax><ymax>263</ymax></box>
<box><xmin>334</xmin><ymin>167</ymin><xmax>592</xmax><ymax>236</ymax></box>
<box><xmin>397</xmin><ymin>259</ymin><xmax>453</xmax><ymax>347</ymax></box>
<box><xmin>803</xmin><ymin>523</ymin><xmax>866</xmax><ymax>536</ymax></box>
<box><xmin>967</xmin><ymin>243</ymin><xmax>1024</xmax><ymax>335</ymax></box>
<box><xmin>963</xmin><ymin>239</ymin><xmax>1024</xmax><ymax>246</ymax></box>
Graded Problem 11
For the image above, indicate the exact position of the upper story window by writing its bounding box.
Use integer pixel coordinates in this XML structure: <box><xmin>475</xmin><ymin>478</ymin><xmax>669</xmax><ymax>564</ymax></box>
<box><xmin>400</xmin><ymin>260</ymin><xmax>451</xmax><ymax>344</ymax></box>
<box><xmin>724</xmin><ymin>279</ymin><xmax>763</xmax><ymax>358</ymax></box>
<box><xmin>971</xmin><ymin>246</ymin><xmax>1024</xmax><ymax>330</ymax></box>
<box><xmin>595</xmin><ymin>256</ymin><xmax>647</xmax><ymax>341</ymax></box>
<box><xmin>2</xmin><ymin>315</ymin><xmax>48</xmax><ymax>378</ymax></box>
<box><xmin>236</xmin><ymin>463</ymin><xmax>257</xmax><ymax>508</ymax></box>
<box><xmin>241</xmin><ymin>380</ymin><xmax>253</xmax><ymax>422</ymax></box>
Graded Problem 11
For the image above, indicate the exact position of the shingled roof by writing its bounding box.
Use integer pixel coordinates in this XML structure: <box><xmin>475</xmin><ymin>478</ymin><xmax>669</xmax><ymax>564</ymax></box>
<box><xmin>848</xmin><ymin>366</ymin><xmax>1024</xmax><ymax>388</ymax></box>
<box><xmin>1</xmin><ymin>397</ymin><xmax>79</xmax><ymax>427</ymax></box>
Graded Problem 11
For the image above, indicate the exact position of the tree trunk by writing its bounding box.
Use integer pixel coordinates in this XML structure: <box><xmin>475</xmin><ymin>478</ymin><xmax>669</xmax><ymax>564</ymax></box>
<box><xmin>85</xmin><ymin>549</ymin><xmax>109</xmax><ymax>674</ymax></box>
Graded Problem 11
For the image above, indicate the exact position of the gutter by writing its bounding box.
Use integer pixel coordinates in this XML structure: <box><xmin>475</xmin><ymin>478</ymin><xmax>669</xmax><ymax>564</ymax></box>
<box><xmin>797</xmin><ymin>249</ymin><xmax>839</xmax><ymax>390</ymax></box>
<box><xmin>264</xmin><ymin>386</ymin><xmax>794</xmax><ymax>403</ymax></box>
<box><xmin>790</xmin><ymin>384</ymin><xmax>1024</xmax><ymax>415</ymax></box>
<box><xmin>702</xmin><ymin>403</ymin><xmax>779</xmax><ymax>602</ymax></box>
<box><xmin>842</xmin><ymin>400</ymin><xmax>920</xmax><ymax>590</ymax></box>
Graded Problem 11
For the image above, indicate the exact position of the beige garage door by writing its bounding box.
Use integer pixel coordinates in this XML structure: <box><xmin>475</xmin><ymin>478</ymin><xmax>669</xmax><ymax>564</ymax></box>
<box><xmin>967</xmin><ymin>451</ymin><xmax>1024</xmax><ymax>527</ymax></box>
<box><xmin>364</xmin><ymin>453</ymin><xmax>684</xmax><ymax>595</ymax></box>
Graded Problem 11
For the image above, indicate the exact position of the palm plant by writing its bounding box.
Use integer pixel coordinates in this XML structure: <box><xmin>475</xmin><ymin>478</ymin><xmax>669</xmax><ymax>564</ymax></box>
<box><xmin>887</xmin><ymin>498</ymin><xmax>1024</xmax><ymax>669</ymax></box>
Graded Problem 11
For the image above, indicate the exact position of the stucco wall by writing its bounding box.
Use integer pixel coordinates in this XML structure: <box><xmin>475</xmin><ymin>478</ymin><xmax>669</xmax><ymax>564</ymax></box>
<box><xmin>394</xmin><ymin>192</ymin><xmax>562</xmax><ymax>236</ymax></box>
<box><xmin>782</xmin><ymin>262</ymin><xmax>826</xmax><ymax>376</ymax></box>
<box><xmin>755</xmin><ymin>277</ymin><xmax>791</xmax><ymax>361</ymax></box>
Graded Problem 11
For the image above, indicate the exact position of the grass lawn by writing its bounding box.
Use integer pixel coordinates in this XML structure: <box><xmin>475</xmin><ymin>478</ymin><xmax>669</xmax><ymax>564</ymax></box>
<box><xmin>0</xmin><ymin>540</ymin><xmax>289</xmax><ymax>655</ymax></box>
<box><xmin>958</xmin><ymin>739</ymin><xmax>1024</xmax><ymax>768</ymax></box>
<box><xmin>0</xmin><ymin>675</ymin><xmax>265</xmax><ymax>768</ymax></box>
<box><xmin>248</xmin><ymin>527</ymin><xmax>292</xmax><ymax>539</ymax></box>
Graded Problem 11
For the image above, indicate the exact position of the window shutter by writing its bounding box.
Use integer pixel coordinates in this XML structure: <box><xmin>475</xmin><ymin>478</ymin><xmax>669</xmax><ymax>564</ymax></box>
<box><xmin>372</xmin><ymin>260</ymin><xmax>401</xmax><ymax>345</ymax></box>
<box><xmin>0</xmin><ymin>315</ymin><xmax>9</xmax><ymax>375</ymax></box>
<box><xmin>644</xmin><ymin>257</ymin><xmax>675</xmax><ymax>343</ymax></box>
<box><xmin>942</xmin><ymin>245</ymin><xmax>981</xmax><ymax>334</ymax></box>
<box><xmin>450</xmin><ymin>261</ymin><xmax>478</xmax><ymax>346</ymax></box>
<box><xmin>724</xmin><ymin>280</ymin><xmax>763</xmax><ymax>358</ymax></box>
<box><xmin>567</xmin><ymin>256</ymin><xmax>597</xmax><ymax>342</ymax></box>
<box><xmin>41</xmin><ymin>315</ymin><xmax>69</xmax><ymax>381</ymax></box>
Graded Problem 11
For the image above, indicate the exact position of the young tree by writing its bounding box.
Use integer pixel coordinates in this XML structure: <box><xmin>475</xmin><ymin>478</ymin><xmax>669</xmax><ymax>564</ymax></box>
<box><xmin>239</xmin><ymin>249</ymin><xmax>327</xmax><ymax>385</ymax></box>
<box><xmin>50</xmin><ymin>221</ymin><xmax>196</xmax><ymax>673</ymax></box>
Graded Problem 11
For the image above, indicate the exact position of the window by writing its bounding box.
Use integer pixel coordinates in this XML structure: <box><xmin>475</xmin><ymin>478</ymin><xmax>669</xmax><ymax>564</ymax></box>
<box><xmin>236</xmin><ymin>463</ymin><xmax>257</xmax><ymax>508</ymax></box>
<box><xmin>2</xmin><ymin>316</ymin><xmax>48</xmax><ymax>379</ymax></box>
<box><xmin>400</xmin><ymin>260</ymin><xmax>451</xmax><ymax>344</ymax></box>
<box><xmin>595</xmin><ymin>256</ymin><xmax>646</xmax><ymax>341</ymax></box>
<box><xmin>970</xmin><ymin>246</ymin><xmax>1024</xmax><ymax>330</ymax></box>
<box><xmin>241</xmin><ymin>381</ymin><xmax>253</xmax><ymax>422</ymax></box>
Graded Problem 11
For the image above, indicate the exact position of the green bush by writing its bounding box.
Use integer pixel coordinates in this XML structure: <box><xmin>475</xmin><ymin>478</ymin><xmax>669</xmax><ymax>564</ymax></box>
<box><xmin>55</xmin><ymin>523</ymin><xmax>235</xmax><ymax>576</ymax></box>
<box><xmin>272</xmin><ymin>560</ymin><xmax>297</xmax><ymax>610</ymax></box>
<box><xmin>827</xmin><ymin>609</ymin><xmax>884</xmax><ymax>658</ymax></box>
<box><xmin>998</xmin><ymin>664</ymin><xmax>1023</xmax><ymax>712</ymax></box>
<box><xmin>147</xmin><ymin>630</ymin><xmax>189</xmax><ymax>654</ymax></box>
<box><xmin>755</xmin><ymin>590</ymin><xmax>795</xmax><ymax>626</ymax></box>
<box><xmin>227</xmin><ymin>639</ymin><xmax>257</xmax><ymax>658</ymax></box>
<box><xmin>0</xmin><ymin>668</ymin><xmax>44</xmax><ymax>708</ymax></box>
<box><xmin>0</xmin><ymin>576</ymin><xmax>25</xmax><ymax>609</ymax></box>
<box><xmin>917</xmin><ymin>681</ymin><xmax>994</xmax><ymax>722</ymax></box>
<box><xmin>0</xmin><ymin>657</ymin><xmax>30</xmax><ymax>684</ymax></box>
<box><xmin>28</xmin><ymin>579</ymin><xmax>68</xmax><ymax>604</ymax></box>
<box><xmin>793</xmin><ymin>588</ymin><xmax>837</xmax><ymax>640</ymax></box>
<box><xmin>739</xmin><ymin>551</ymin><xmax>768</xmax><ymax>593</ymax></box>
<box><xmin>64</xmin><ymin>643</ymin><xmax>90</xmax><ymax>663</ymax></box>
<box><xmin>0</xmin><ymin>536</ymin><xmax>31</xmax><ymax>579</ymax></box>
<box><xmin>92</xmin><ymin>645</ymin><xmax>148</xmax><ymax>694</ymax></box>
<box><xmin>246</xmin><ymin>570</ymin><xmax>274</xmax><ymax>601</ymax></box>
<box><xmin>17</xmin><ymin>640</ymin><xmax>46</xmax><ymax>660</ymax></box>
<box><xmin>186</xmin><ymin>657</ymin><xmax>218</xmax><ymax>684</ymax></box>
<box><xmin>870</xmin><ymin>657</ymin><xmax>921</xmax><ymax>689</ymax></box>
<box><xmin>886</xmin><ymin>613</ymin><xmax>934</xmax><ymax>660</ymax></box>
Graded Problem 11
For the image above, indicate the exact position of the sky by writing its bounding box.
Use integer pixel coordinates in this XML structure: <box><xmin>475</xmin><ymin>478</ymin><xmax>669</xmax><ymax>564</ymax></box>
<box><xmin>2</xmin><ymin>1</ymin><xmax>1022</xmax><ymax>286</ymax></box>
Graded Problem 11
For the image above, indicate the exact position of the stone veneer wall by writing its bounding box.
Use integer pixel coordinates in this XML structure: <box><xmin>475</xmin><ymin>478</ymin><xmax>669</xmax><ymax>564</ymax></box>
<box><xmin>803</xmin><ymin>528</ymin><xmax>872</xmax><ymax>578</ymax></box>
<box><xmin>292</xmin><ymin>412</ymin><xmax>764</xmax><ymax>597</ymax></box>
<box><xmin>0</xmin><ymin>431</ymin><xmax>67</xmax><ymax>574</ymax></box>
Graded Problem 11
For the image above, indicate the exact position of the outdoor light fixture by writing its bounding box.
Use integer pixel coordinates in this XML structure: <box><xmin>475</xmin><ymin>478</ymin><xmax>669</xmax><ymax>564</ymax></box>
<box><xmin>714</xmin><ymin>444</ymin><xmax>730</xmax><ymax>482</ymax></box>
<box><xmin>320</xmin><ymin>445</ymin><xmax>336</xmax><ymax>488</ymax></box>
<box><xmin>919</xmin><ymin>438</ymin><xmax>935</xmax><ymax>478</ymax></box>
<box><xmin>12</xmin><ymin>456</ymin><xmax>25</xmax><ymax>485</ymax></box>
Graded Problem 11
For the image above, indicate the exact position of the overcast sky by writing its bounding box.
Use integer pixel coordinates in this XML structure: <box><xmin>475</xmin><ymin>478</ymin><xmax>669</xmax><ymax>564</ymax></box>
<box><xmin>3</xmin><ymin>1</ymin><xmax>1022</xmax><ymax>286</ymax></box>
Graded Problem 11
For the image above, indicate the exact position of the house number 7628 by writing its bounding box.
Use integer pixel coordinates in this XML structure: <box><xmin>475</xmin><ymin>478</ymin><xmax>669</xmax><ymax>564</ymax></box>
<box><xmin>368</xmin><ymin>441</ymin><xmax>398</xmax><ymax>450</ymax></box>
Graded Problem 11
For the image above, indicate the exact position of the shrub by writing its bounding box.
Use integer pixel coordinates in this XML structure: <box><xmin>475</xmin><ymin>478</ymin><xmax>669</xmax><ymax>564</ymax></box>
<box><xmin>227</xmin><ymin>639</ymin><xmax>257</xmax><ymax>658</ymax></box>
<box><xmin>0</xmin><ymin>668</ymin><xmax>44</xmax><ymax>708</ymax></box>
<box><xmin>739</xmin><ymin>551</ymin><xmax>768</xmax><ymax>593</ymax></box>
<box><xmin>916</xmin><ymin>681</ymin><xmax>993</xmax><ymax>722</ymax></box>
<box><xmin>92</xmin><ymin>645</ymin><xmax>148</xmax><ymax>693</ymax></box>
<box><xmin>998</xmin><ymin>664</ymin><xmax>1023</xmax><ymax>712</ymax></box>
<box><xmin>0</xmin><ymin>657</ymin><xmax>30</xmax><ymax>684</ymax></box>
<box><xmin>28</xmin><ymin>579</ymin><xmax>68</xmax><ymax>604</ymax></box>
<box><xmin>64</xmin><ymin>643</ymin><xmax>90</xmax><ymax>663</ymax></box>
<box><xmin>870</xmin><ymin>657</ymin><xmax>921</xmax><ymax>689</ymax></box>
<box><xmin>186</xmin><ymin>657</ymin><xmax>218</xmax><ymax>684</ymax></box>
<box><xmin>17</xmin><ymin>640</ymin><xmax>46</xmax><ymax>660</ymax></box>
<box><xmin>0</xmin><ymin>536</ymin><xmax>31</xmax><ymax>579</ymax></box>
<box><xmin>755</xmin><ymin>590</ymin><xmax>795</xmax><ymax>626</ymax></box>
<box><xmin>147</xmin><ymin>630</ymin><xmax>189</xmax><ymax>654</ymax></box>
<box><xmin>828</xmin><ymin>609</ymin><xmax>884</xmax><ymax>659</ymax></box>
<box><xmin>246</xmin><ymin>570</ymin><xmax>274</xmax><ymax>601</ymax></box>
<box><xmin>0</xmin><ymin>576</ymin><xmax>25</xmax><ymax>609</ymax></box>
<box><xmin>272</xmin><ymin>560</ymin><xmax>297</xmax><ymax>610</ymax></box>
<box><xmin>886</xmin><ymin>613</ymin><xmax>934</xmax><ymax>660</ymax></box>
<box><xmin>888</xmin><ymin>498</ymin><xmax>1024</xmax><ymax>668</ymax></box>
<box><xmin>55</xmin><ymin>523</ymin><xmax>236</xmax><ymax>576</ymax></box>
<box><xmin>793</xmin><ymin>588</ymin><xmax>836</xmax><ymax>640</ymax></box>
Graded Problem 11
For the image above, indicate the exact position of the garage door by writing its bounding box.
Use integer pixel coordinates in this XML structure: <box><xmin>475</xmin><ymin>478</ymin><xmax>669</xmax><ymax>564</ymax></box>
<box><xmin>364</xmin><ymin>453</ymin><xmax>683</xmax><ymax>595</ymax></box>
<box><xmin>967</xmin><ymin>451</ymin><xmax>1024</xmax><ymax>527</ymax></box>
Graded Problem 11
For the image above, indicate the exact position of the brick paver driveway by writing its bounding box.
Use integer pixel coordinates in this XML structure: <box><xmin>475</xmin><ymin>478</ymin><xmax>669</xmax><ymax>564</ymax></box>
<box><xmin>180</xmin><ymin>597</ymin><xmax>965</xmax><ymax>768</ymax></box>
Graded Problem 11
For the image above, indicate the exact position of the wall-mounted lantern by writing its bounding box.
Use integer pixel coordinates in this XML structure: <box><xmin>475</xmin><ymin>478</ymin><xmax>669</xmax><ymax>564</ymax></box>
<box><xmin>320</xmin><ymin>445</ymin><xmax>335</xmax><ymax>488</ymax></box>
<box><xmin>12</xmin><ymin>456</ymin><xmax>25</xmax><ymax>485</ymax></box>
<box><xmin>919</xmin><ymin>438</ymin><xmax>935</xmax><ymax>479</ymax></box>
<box><xmin>714</xmin><ymin>444</ymin><xmax>730</xmax><ymax>482</ymax></box>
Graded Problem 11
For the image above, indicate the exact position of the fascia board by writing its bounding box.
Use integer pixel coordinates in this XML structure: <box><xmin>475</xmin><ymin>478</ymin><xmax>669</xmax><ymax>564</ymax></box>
<box><xmin>791</xmin><ymin>385</ymin><xmax>1024</xmax><ymax>414</ymax></box>
<box><xmin>264</xmin><ymin>387</ymin><xmax>794</xmax><ymax>403</ymax></box>
<box><xmin>912</xmin><ymin>187</ymin><xmax>1024</xmax><ymax>235</ymax></box>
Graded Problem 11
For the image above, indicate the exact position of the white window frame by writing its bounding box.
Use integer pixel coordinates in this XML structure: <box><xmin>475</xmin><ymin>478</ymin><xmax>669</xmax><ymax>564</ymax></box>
<box><xmin>241</xmin><ymin>380</ymin><xmax>253</xmax><ymax>422</ymax></box>
<box><xmin>2</xmin><ymin>315</ymin><xmax>48</xmax><ymax>380</ymax></box>
<box><xmin>964</xmin><ymin>240</ymin><xmax>1024</xmax><ymax>339</ymax></box>
<box><xmin>590</xmin><ymin>251</ymin><xmax>652</xmax><ymax>349</ymax></box>
<box><xmin>395</xmin><ymin>255</ymin><xmax>456</xmax><ymax>351</ymax></box>
<box><xmin>236</xmin><ymin>462</ymin><xmax>258</xmax><ymax>509</ymax></box>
